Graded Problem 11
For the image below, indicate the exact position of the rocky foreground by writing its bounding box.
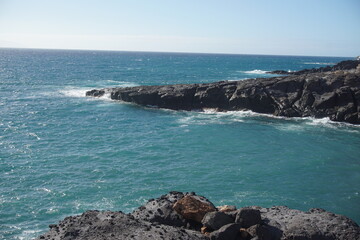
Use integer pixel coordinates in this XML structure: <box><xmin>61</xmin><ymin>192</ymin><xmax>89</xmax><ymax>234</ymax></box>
<box><xmin>37</xmin><ymin>192</ymin><xmax>359</xmax><ymax>240</ymax></box>
<box><xmin>86</xmin><ymin>60</ymin><xmax>360</xmax><ymax>124</ymax></box>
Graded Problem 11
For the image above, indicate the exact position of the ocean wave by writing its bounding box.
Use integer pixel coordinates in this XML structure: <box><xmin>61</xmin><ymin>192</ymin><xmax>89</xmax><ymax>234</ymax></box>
<box><xmin>304</xmin><ymin>62</ymin><xmax>335</xmax><ymax>65</ymax></box>
<box><xmin>177</xmin><ymin>110</ymin><xmax>360</xmax><ymax>132</ymax></box>
<box><xmin>58</xmin><ymin>87</ymin><xmax>91</xmax><ymax>98</ymax></box>
<box><xmin>241</xmin><ymin>69</ymin><xmax>268</xmax><ymax>74</ymax></box>
<box><xmin>57</xmin><ymin>81</ymin><xmax>138</xmax><ymax>99</ymax></box>
<box><xmin>226</xmin><ymin>78</ymin><xmax>250</xmax><ymax>82</ymax></box>
<box><xmin>100</xmin><ymin>80</ymin><xmax>139</xmax><ymax>88</ymax></box>
<box><xmin>58</xmin><ymin>87</ymin><xmax>112</xmax><ymax>101</ymax></box>
<box><xmin>17</xmin><ymin>229</ymin><xmax>43</xmax><ymax>240</ymax></box>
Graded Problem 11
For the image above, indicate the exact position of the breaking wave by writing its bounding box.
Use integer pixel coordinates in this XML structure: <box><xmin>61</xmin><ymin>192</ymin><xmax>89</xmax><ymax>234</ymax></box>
<box><xmin>242</xmin><ymin>69</ymin><xmax>268</xmax><ymax>74</ymax></box>
<box><xmin>304</xmin><ymin>62</ymin><xmax>335</xmax><ymax>65</ymax></box>
<box><xmin>177</xmin><ymin>110</ymin><xmax>360</xmax><ymax>132</ymax></box>
<box><xmin>57</xmin><ymin>81</ymin><xmax>139</xmax><ymax>99</ymax></box>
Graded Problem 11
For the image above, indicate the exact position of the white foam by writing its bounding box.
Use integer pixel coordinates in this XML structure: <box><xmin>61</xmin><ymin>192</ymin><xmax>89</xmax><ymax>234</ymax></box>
<box><xmin>304</xmin><ymin>62</ymin><xmax>335</xmax><ymax>65</ymax></box>
<box><xmin>36</xmin><ymin>187</ymin><xmax>52</xmax><ymax>193</ymax></box>
<box><xmin>302</xmin><ymin>117</ymin><xmax>360</xmax><ymax>131</ymax></box>
<box><xmin>226</xmin><ymin>78</ymin><xmax>250</xmax><ymax>82</ymax></box>
<box><xmin>57</xmin><ymin>81</ymin><xmax>139</xmax><ymax>99</ymax></box>
<box><xmin>17</xmin><ymin>229</ymin><xmax>43</xmax><ymax>240</ymax></box>
<box><xmin>242</xmin><ymin>69</ymin><xmax>268</xmax><ymax>74</ymax></box>
<box><xmin>177</xmin><ymin>110</ymin><xmax>360</xmax><ymax>132</ymax></box>
<box><xmin>58</xmin><ymin>87</ymin><xmax>90</xmax><ymax>98</ymax></box>
<box><xmin>46</xmin><ymin>207</ymin><xmax>59</xmax><ymax>214</ymax></box>
<box><xmin>178</xmin><ymin>110</ymin><xmax>261</xmax><ymax>125</ymax></box>
<box><xmin>28</xmin><ymin>132</ymin><xmax>41</xmax><ymax>140</ymax></box>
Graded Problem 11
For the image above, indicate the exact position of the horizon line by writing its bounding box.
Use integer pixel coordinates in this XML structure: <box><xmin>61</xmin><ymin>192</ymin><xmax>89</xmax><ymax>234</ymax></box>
<box><xmin>0</xmin><ymin>46</ymin><xmax>355</xmax><ymax>59</ymax></box>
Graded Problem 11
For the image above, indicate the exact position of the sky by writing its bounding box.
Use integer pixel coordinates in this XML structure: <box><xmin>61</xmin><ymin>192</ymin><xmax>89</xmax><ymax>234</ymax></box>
<box><xmin>0</xmin><ymin>0</ymin><xmax>359</xmax><ymax>57</ymax></box>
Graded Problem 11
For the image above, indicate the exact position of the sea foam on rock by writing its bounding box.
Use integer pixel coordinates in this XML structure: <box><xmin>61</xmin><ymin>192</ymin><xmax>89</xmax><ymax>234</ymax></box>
<box><xmin>36</xmin><ymin>192</ymin><xmax>360</xmax><ymax>240</ymax></box>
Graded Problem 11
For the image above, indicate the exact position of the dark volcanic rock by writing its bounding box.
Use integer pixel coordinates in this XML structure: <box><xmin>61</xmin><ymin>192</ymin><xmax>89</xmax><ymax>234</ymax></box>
<box><xmin>209</xmin><ymin>223</ymin><xmax>242</xmax><ymax>240</ymax></box>
<box><xmin>202</xmin><ymin>211</ymin><xmax>234</xmax><ymax>231</ymax></box>
<box><xmin>35</xmin><ymin>210</ymin><xmax>207</xmax><ymax>240</ymax></box>
<box><xmin>87</xmin><ymin>69</ymin><xmax>360</xmax><ymax>124</ymax></box>
<box><xmin>131</xmin><ymin>191</ymin><xmax>215</xmax><ymax>230</ymax></box>
<box><xmin>36</xmin><ymin>192</ymin><xmax>360</xmax><ymax>240</ymax></box>
<box><xmin>268</xmin><ymin>59</ymin><xmax>360</xmax><ymax>75</ymax></box>
<box><xmin>131</xmin><ymin>191</ymin><xmax>188</xmax><ymax>227</ymax></box>
<box><xmin>260</xmin><ymin>206</ymin><xmax>360</xmax><ymax>240</ymax></box>
<box><xmin>235</xmin><ymin>207</ymin><xmax>262</xmax><ymax>228</ymax></box>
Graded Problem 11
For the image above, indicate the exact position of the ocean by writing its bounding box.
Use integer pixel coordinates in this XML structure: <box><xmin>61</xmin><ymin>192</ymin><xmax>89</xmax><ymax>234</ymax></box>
<box><xmin>0</xmin><ymin>48</ymin><xmax>359</xmax><ymax>240</ymax></box>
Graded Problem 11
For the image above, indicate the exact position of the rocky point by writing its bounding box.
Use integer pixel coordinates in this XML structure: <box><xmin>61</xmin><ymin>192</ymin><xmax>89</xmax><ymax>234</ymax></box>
<box><xmin>36</xmin><ymin>192</ymin><xmax>360</xmax><ymax>240</ymax></box>
<box><xmin>86</xmin><ymin>60</ymin><xmax>360</xmax><ymax>124</ymax></box>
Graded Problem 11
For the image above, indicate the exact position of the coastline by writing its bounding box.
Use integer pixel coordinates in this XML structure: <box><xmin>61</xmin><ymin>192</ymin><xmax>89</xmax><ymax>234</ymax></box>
<box><xmin>86</xmin><ymin>59</ymin><xmax>360</xmax><ymax>124</ymax></box>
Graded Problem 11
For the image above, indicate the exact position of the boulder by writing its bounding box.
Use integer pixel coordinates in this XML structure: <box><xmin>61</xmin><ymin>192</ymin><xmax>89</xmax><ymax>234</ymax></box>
<box><xmin>202</xmin><ymin>211</ymin><xmax>235</xmax><ymax>231</ymax></box>
<box><xmin>235</xmin><ymin>207</ymin><xmax>262</xmax><ymax>228</ymax></box>
<box><xmin>173</xmin><ymin>194</ymin><xmax>216</xmax><ymax>223</ymax></box>
<box><xmin>247</xmin><ymin>224</ymin><xmax>282</xmax><ymax>240</ymax></box>
<box><xmin>209</xmin><ymin>223</ymin><xmax>242</xmax><ymax>240</ymax></box>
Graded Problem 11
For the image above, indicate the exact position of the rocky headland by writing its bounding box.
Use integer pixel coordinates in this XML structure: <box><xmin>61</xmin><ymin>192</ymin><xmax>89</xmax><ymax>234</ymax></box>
<box><xmin>86</xmin><ymin>60</ymin><xmax>360</xmax><ymax>124</ymax></box>
<box><xmin>267</xmin><ymin>59</ymin><xmax>360</xmax><ymax>75</ymax></box>
<box><xmin>37</xmin><ymin>192</ymin><xmax>360</xmax><ymax>240</ymax></box>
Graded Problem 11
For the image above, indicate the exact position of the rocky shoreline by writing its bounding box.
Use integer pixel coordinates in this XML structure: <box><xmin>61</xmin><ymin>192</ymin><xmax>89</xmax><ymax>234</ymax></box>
<box><xmin>267</xmin><ymin>59</ymin><xmax>360</xmax><ymax>75</ymax></box>
<box><xmin>86</xmin><ymin>60</ymin><xmax>360</xmax><ymax>124</ymax></box>
<box><xmin>36</xmin><ymin>192</ymin><xmax>359</xmax><ymax>240</ymax></box>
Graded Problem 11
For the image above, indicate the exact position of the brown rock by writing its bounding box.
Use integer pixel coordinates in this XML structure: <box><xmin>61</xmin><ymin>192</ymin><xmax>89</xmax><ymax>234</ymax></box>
<box><xmin>217</xmin><ymin>205</ymin><xmax>237</xmax><ymax>212</ymax></box>
<box><xmin>201</xmin><ymin>226</ymin><xmax>211</xmax><ymax>236</ymax></box>
<box><xmin>173</xmin><ymin>195</ymin><xmax>216</xmax><ymax>223</ymax></box>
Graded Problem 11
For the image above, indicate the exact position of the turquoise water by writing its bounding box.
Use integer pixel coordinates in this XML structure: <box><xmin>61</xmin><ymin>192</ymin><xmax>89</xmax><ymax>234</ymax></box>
<box><xmin>0</xmin><ymin>48</ymin><xmax>359</xmax><ymax>239</ymax></box>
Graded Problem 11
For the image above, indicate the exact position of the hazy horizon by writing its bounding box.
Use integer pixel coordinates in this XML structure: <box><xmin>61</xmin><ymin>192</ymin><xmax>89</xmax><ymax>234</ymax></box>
<box><xmin>1</xmin><ymin>47</ymin><xmax>357</xmax><ymax>59</ymax></box>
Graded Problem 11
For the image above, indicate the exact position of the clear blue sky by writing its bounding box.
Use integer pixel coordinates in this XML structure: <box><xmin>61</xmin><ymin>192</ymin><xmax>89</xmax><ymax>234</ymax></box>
<box><xmin>0</xmin><ymin>0</ymin><xmax>359</xmax><ymax>56</ymax></box>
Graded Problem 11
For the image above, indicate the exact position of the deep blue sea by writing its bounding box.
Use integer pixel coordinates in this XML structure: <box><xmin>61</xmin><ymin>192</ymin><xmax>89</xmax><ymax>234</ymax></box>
<box><xmin>0</xmin><ymin>48</ymin><xmax>359</xmax><ymax>239</ymax></box>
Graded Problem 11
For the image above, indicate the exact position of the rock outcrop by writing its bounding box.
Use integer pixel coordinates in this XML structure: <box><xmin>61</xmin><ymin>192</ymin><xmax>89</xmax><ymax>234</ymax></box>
<box><xmin>268</xmin><ymin>59</ymin><xmax>360</xmax><ymax>75</ymax></box>
<box><xmin>37</xmin><ymin>192</ymin><xmax>360</xmax><ymax>240</ymax></box>
<box><xmin>86</xmin><ymin>64</ymin><xmax>360</xmax><ymax>124</ymax></box>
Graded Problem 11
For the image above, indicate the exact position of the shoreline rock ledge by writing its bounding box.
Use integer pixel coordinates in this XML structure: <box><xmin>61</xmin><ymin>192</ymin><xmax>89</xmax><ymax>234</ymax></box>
<box><xmin>36</xmin><ymin>192</ymin><xmax>359</xmax><ymax>240</ymax></box>
<box><xmin>86</xmin><ymin>60</ymin><xmax>360</xmax><ymax>124</ymax></box>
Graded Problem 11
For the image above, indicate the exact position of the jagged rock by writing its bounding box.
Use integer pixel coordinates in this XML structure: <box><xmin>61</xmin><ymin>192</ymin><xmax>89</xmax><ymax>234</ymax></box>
<box><xmin>202</xmin><ymin>211</ymin><xmax>235</xmax><ymax>231</ymax></box>
<box><xmin>35</xmin><ymin>210</ymin><xmax>207</xmax><ymax>240</ymax></box>
<box><xmin>86</xmin><ymin>89</ymin><xmax>106</xmax><ymax>97</ymax></box>
<box><xmin>173</xmin><ymin>194</ymin><xmax>216</xmax><ymax>223</ymax></box>
<box><xmin>36</xmin><ymin>192</ymin><xmax>360</xmax><ymax>240</ymax></box>
<box><xmin>131</xmin><ymin>191</ymin><xmax>188</xmax><ymax>228</ymax></box>
<box><xmin>86</xmin><ymin>63</ymin><xmax>360</xmax><ymax>124</ymax></box>
<box><xmin>209</xmin><ymin>223</ymin><xmax>242</xmax><ymax>240</ymax></box>
<box><xmin>235</xmin><ymin>208</ymin><xmax>262</xmax><ymax>228</ymax></box>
